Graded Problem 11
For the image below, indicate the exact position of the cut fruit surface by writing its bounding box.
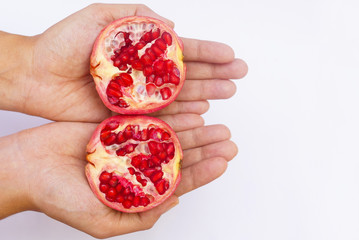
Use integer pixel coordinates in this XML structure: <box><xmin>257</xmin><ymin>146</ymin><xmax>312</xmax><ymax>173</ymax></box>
<box><xmin>90</xmin><ymin>16</ymin><xmax>185</xmax><ymax>114</ymax></box>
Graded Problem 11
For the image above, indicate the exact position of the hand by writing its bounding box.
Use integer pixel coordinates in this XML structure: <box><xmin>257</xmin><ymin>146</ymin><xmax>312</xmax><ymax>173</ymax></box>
<box><xmin>0</xmin><ymin>114</ymin><xmax>237</xmax><ymax>238</ymax></box>
<box><xmin>0</xmin><ymin>3</ymin><xmax>247</xmax><ymax>121</ymax></box>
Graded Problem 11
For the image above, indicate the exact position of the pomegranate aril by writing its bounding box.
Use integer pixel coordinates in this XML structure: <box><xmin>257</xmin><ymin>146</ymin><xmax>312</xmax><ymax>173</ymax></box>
<box><xmin>125</xmin><ymin>144</ymin><xmax>137</xmax><ymax>153</ymax></box>
<box><xmin>140</xmin><ymin>129</ymin><xmax>149</xmax><ymax>141</ymax></box>
<box><xmin>163</xmin><ymin>74</ymin><xmax>169</xmax><ymax>83</ymax></box>
<box><xmin>103</xmin><ymin>133</ymin><xmax>116</xmax><ymax>146</ymax></box>
<box><xmin>116</xmin><ymin>148</ymin><xmax>126</xmax><ymax>156</ymax></box>
<box><xmin>100</xmin><ymin>130</ymin><xmax>111</xmax><ymax>141</ymax></box>
<box><xmin>151</xmin><ymin>156</ymin><xmax>161</xmax><ymax>166</ymax></box>
<box><xmin>151</xmin><ymin>45</ymin><xmax>164</xmax><ymax>57</ymax></box>
<box><xmin>106</xmin><ymin>196</ymin><xmax>116</xmax><ymax>202</ymax></box>
<box><xmin>141</xmin><ymin>54</ymin><xmax>153</xmax><ymax>66</ymax></box>
<box><xmin>106</xmin><ymin>88</ymin><xmax>123</xmax><ymax>98</ymax></box>
<box><xmin>118</xmin><ymin>73</ymin><xmax>133</xmax><ymax>87</ymax></box>
<box><xmin>128</xmin><ymin>167</ymin><xmax>135</xmax><ymax>175</ymax></box>
<box><xmin>154</xmin><ymin>76</ymin><xmax>164</xmax><ymax>86</ymax></box>
<box><xmin>145</xmin><ymin>48</ymin><xmax>156</xmax><ymax>61</ymax></box>
<box><xmin>148</xmin><ymin>141</ymin><xmax>159</xmax><ymax>155</ymax></box>
<box><xmin>116</xmin><ymin>131</ymin><xmax>126</xmax><ymax>144</ymax></box>
<box><xmin>139</xmin><ymin>160</ymin><xmax>148</xmax><ymax>171</ymax></box>
<box><xmin>153</xmin><ymin>61</ymin><xmax>165</xmax><ymax>75</ymax></box>
<box><xmin>118</xmin><ymin>64</ymin><xmax>128</xmax><ymax>71</ymax></box>
<box><xmin>140</xmin><ymin>179</ymin><xmax>147</xmax><ymax>186</ymax></box>
<box><xmin>135</xmin><ymin>40</ymin><xmax>146</xmax><ymax>50</ymax></box>
<box><xmin>151</xmin><ymin>171</ymin><xmax>163</xmax><ymax>183</ymax></box>
<box><xmin>116</xmin><ymin>184</ymin><xmax>123</xmax><ymax>193</ymax></box>
<box><xmin>155</xmin><ymin>38</ymin><xmax>167</xmax><ymax>51</ymax></box>
<box><xmin>113</xmin><ymin>59</ymin><xmax>121</xmax><ymax>67</ymax></box>
<box><xmin>162</xmin><ymin>131</ymin><xmax>171</xmax><ymax>140</ymax></box>
<box><xmin>108</xmin><ymin>81</ymin><xmax>122</xmax><ymax>92</ymax></box>
<box><xmin>127</xmin><ymin>46</ymin><xmax>136</xmax><ymax>55</ymax></box>
<box><xmin>155</xmin><ymin>179</ymin><xmax>169</xmax><ymax>195</ymax></box>
<box><xmin>162</xmin><ymin>32</ymin><xmax>172</xmax><ymax>45</ymax></box>
<box><xmin>143</xmin><ymin>66</ymin><xmax>154</xmax><ymax>77</ymax></box>
<box><xmin>131</xmin><ymin>155</ymin><xmax>142</xmax><ymax>168</ymax></box>
<box><xmin>116</xmin><ymin>195</ymin><xmax>125</xmax><ymax>203</ymax></box>
<box><xmin>109</xmin><ymin>176</ymin><xmax>119</xmax><ymax>187</ymax></box>
<box><xmin>127</xmin><ymin>194</ymin><xmax>134</xmax><ymax>201</ymax></box>
<box><xmin>124</xmin><ymin>125</ymin><xmax>133</xmax><ymax>139</ymax></box>
<box><xmin>117</xmin><ymin>99</ymin><xmax>129</xmax><ymax>108</ymax></box>
<box><xmin>99</xmin><ymin>183</ymin><xmax>109</xmax><ymax>193</ymax></box>
<box><xmin>133</xmin><ymin>196</ymin><xmax>141</xmax><ymax>207</ymax></box>
<box><xmin>107</xmin><ymin>187</ymin><xmax>117</xmax><ymax>198</ymax></box>
<box><xmin>158</xmin><ymin>151</ymin><xmax>167</xmax><ymax>160</ymax></box>
<box><xmin>132</xmin><ymin>60</ymin><xmax>143</xmax><ymax>70</ymax></box>
<box><xmin>143</xmin><ymin>168</ymin><xmax>156</xmax><ymax>177</ymax></box>
<box><xmin>166</xmin><ymin>142</ymin><xmax>175</xmax><ymax>156</ymax></box>
<box><xmin>160</xmin><ymin>87</ymin><xmax>172</xmax><ymax>100</ymax></box>
<box><xmin>123</xmin><ymin>200</ymin><xmax>132</xmax><ymax>209</ymax></box>
<box><xmin>119</xmin><ymin>53</ymin><xmax>129</xmax><ymax>63</ymax></box>
<box><xmin>108</xmin><ymin>96</ymin><xmax>120</xmax><ymax>105</ymax></box>
<box><xmin>152</xmin><ymin>28</ymin><xmax>160</xmax><ymax>39</ymax></box>
<box><xmin>146</xmin><ymin>84</ymin><xmax>156</xmax><ymax>96</ymax></box>
<box><xmin>165</xmin><ymin>60</ymin><xmax>174</xmax><ymax>72</ymax></box>
<box><xmin>123</xmin><ymin>187</ymin><xmax>131</xmax><ymax>196</ymax></box>
<box><xmin>141</xmin><ymin>31</ymin><xmax>152</xmax><ymax>43</ymax></box>
<box><xmin>169</xmin><ymin>74</ymin><xmax>180</xmax><ymax>85</ymax></box>
<box><xmin>104</xmin><ymin>121</ymin><xmax>120</xmax><ymax>131</ymax></box>
<box><xmin>141</xmin><ymin>197</ymin><xmax>150</xmax><ymax>207</ymax></box>
<box><xmin>146</xmin><ymin>74</ymin><xmax>155</xmax><ymax>83</ymax></box>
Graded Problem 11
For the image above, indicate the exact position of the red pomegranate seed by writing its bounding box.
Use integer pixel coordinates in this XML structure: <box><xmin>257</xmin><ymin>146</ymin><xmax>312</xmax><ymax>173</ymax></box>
<box><xmin>143</xmin><ymin>66</ymin><xmax>154</xmax><ymax>76</ymax></box>
<box><xmin>118</xmin><ymin>73</ymin><xmax>133</xmax><ymax>87</ymax></box>
<box><xmin>139</xmin><ymin>160</ymin><xmax>148</xmax><ymax>171</ymax></box>
<box><xmin>133</xmin><ymin>196</ymin><xmax>140</xmax><ymax>207</ymax></box>
<box><xmin>123</xmin><ymin>187</ymin><xmax>131</xmax><ymax>196</ymax></box>
<box><xmin>135</xmin><ymin>40</ymin><xmax>146</xmax><ymax>50</ymax></box>
<box><xmin>106</xmin><ymin>88</ymin><xmax>123</xmax><ymax>98</ymax></box>
<box><xmin>122</xmin><ymin>200</ymin><xmax>132</xmax><ymax>209</ymax></box>
<box><xmin>127</xmin><ymin>194</ymin><xmax>134</xmax><ymax>201</ymax></box>
<box><xmin>116</xmin><ymin>195</ymin><xmax>124</xmax><ymax>203</ymax></box>
<box><xmin>108</xmin><ymin>81</ymin><xmax>122</xmax><ymax>92</ymax></box>
<box><xmin>160</xmin><ymin>87</ymin><xmax>172</xmax><ymax>100</ymax></box>
<box><xmin>127</xmin><ymin>46</ymin><xmax>136</xmax><ymax>55</ymax></box>
<box><xmin>124</xmin><ymin>125</ymin><xmax>133</xmax><ymax>139</ymax></box>
<box><xmin>140</xmin><ymin>129</ymin><xmax>149</xmax><ymax>141</ymax></box>
<box><xmin>162</xmin><ymin>32</ymin><xmax>172</xmax><ymax>45</ymax></box>
<box><xmin>140</xmin><ymin>54</ymin><xmax>153</xmax><ymax>66</ymax></box>
<box><xmin>151</xmin><ymin>45</ymin><xmax>163</xmax><ymax>57</ymax></box>
<box><xmin>119</xmin><ymin>53</ymin><xmax>129</xmax><ymax>63</ymax></box>
<box><xmin>146</xmin><ymin>74</ymin><xmax>155</xmax><ymax>83</ymax></box>
<box><xmin>155</xmin><ymin>179</ymin><xmax>169</xmax><ymax>195</ymax></box>
<box><xmin>155</xmin><ymin>38</ymin><xmax>167</xmax><ymax>51</ymax></box>
<box><xmin>169</xmin><ymin>74</ymin><xmax>180</xmax><ymax>85</ymax></box>
<box><xmin>99</xmin><ymin>183</ymin><xmax>109</xmax><ymax>193</ymax></box>
<box><xmin>113</xmin><ymin>59</ymin><xmax>121</xmax><ymax>67</ymax></box>
<box><xmin>131</xmin><ymin>155</ymin><xmax>142</xmax><ymax>168</ymax></box>
<box><xmin>132</xmin><ymin>60</ymin><xmax>143</xmax><ymax>70</ymax></box>
<box><xmin>118</xmin><ymin>64</ymin><xmax>128</xmax><ymax>71</ymax></box>
<box><xmin>163</xmin><ymin>74</ymin><xmax>169</xmax><ymax>83</ymax></box>
<box><xmin>146</xmin><ymin>84</ymin><xmax>156</xmax><ymax>96</ymax></box>
<box><xmin>141</xmin><ymin>197</ymin><xmax>150</xmax><ymax>206</ymax></box>
<box><xmin>117</xmin><ymin>99</ymin><xmax>129</xmax><ymax>108</ymax></box>
<box><xmin>162</xmin><ymin>131</ymin><xmax>171</xmax><ymax>140</ymax></box>
<box><xmin>165</xmin><ymin>60</ymin><xmax>174</xmax><ymax>72</ymax></box>
<box><xmin>140</xmin><ymin>179</ymin><xmax>148</xmax><ymax>186</ymax></box>
<box><xmin>128</xmin><ymin>167</ymin><xmax>135</xmax><ymax>175</ymax></box>
<box><xmin>153</xmin><ymin>61</ymin><xmax>165</xmax><ymax>75</ymax></box>
<box><xmin>151</xmin><ymin>171</ymin><xmax>163</xmax><ymax>183</ymax></box>
<box><xmin>151</xmin><ymin>155</ymin><xmax>161</xmax><ymax>166</ymax></box>
<box><xmin>116</xmin><ymin>131</ymin><xmax>126</xmax><ymax>144</ymax></box>
<box><xmin>106</xmin><ymin>196</ymin><xmax>116</xmax><ymax>202</ymax></box>
<box><xmin>100</xmin><ymin>130</ymin><xmax>111</xmax><ymax>141</ymax></box>
<box><xmin>104</xmin><ymin>121</ymin><xmax>120</xmax><ymax>130</ymax></box>
<box><xmin>109</xmin><ymin>176</ymin><xmax>119</xmax><ymax>187</ymax></box>
<box><xmin>158</xmin><ymin>151</ymin><xmax>167</xmax><ymax>160</ymax></box>
<box><xmin>154</xmin><ymin>76</ymin><xmax>164</xmax><ymax>86</ymax></box>
<box><xmin>125</xmin><ymin>144</ymin><xmax>137</xmax><ymax>153</ymax></box>
<box><xmin>116</xmin><ymin>148</ymin><xmax>126</xmax><ymax>156</ymax></box>
<box><xmin>148</xmin><ymin>141</ymin><xmax>159</xmax><ymax>155</ymax></box>
<box><xmin>152</xmin><ymin>28</ymin><xmax>160</xmax><ymax>39</ymax></box>
<box><xmin>166</xmin><ymin>142</ymin><xmax>175</xmax><ymax>156</ymax></box>
<box><xmin>145</xmin><ymin>48</ymin><xmax>156</xmax><ymax>61</ymax></box>
<box><xmin>116</xmin><ymin>184</ymin><xmax>123</xmax><ymax>193</ymax></box>
<box><xmin>107</xmin><ymin>96</ymin><xmax>119</xmax><ymax>105</ymax></box>
<box><xmin>107</xmin><ymin>187</ymin><xmax>117</xmax><ymax>198</ymax></box>
<box><xmin>103</xmin><ymin>133</ymin><xmax>116</xmax><ymax>146</ymax></box>
<box><xmin>143</xmin><ymin>168</ymin><xmax>156</xmax><ymax>177</ymax></box>
<box><xmin>141</xmin><ymin>31</ymin><xmax>152</xmax><ymax>42</ymax></box>
<box><xmin>156</xmin><ymin>141</ymin><xmax>164</xmax><ymax>152</ymax></box>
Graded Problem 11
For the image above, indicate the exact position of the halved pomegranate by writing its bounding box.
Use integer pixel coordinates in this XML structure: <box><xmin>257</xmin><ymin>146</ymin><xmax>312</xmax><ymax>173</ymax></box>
<box><xmin>90</xmin><ymin>16</ymin><xmax>185</xmax><ymax>114</ymax></box>
<box><xmin>86</xmin><ymin>115</ymin><xmax>182</xmax><ymax>212</ymax></box>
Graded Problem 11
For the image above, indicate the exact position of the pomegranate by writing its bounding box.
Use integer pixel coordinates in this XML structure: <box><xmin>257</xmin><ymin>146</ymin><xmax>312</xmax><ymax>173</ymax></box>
<box><xmin>86</xmin><ymin>115</ymin><xmax>182</xmax><ymax>212</ymax></box>
<box><xmin>90</xmin><ymin>16</ymin><xmax>186</xmax><ymax>114</ymax></box>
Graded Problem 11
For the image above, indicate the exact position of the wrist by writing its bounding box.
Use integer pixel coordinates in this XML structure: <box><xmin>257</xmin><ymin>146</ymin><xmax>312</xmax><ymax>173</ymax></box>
<box><xmin>0</xmin><ymin>31</ymin><xmax>36</xmax><ymax>113</ymax></box>
<box><xmin>0</xmin><ymin>133</ymin><xmax>37</xmax><ymax>219</ymax></box>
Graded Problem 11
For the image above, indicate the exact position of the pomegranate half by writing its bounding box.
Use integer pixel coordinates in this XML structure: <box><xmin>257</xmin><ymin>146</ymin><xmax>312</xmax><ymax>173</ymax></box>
<box><xmin>86</xmin><ymin>115</ymin><xmax>182</xmax><ymax>212</ymax></box>
<box><xmin>90</xmin><ymin>16</ymin><xmax>185</xmax><ymax>114</ymax></box>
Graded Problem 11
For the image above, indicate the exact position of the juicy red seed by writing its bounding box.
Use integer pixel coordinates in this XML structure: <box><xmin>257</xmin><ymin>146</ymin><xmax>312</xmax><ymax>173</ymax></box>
<box><xmin>116</xmin><ymin>184</ymin><xmax>123</xmax><ymax>193</ymax></box>
<box><xmin>155</xmin><ymin>179</ymin><xmax>170</xmax><ymax>195</ymax></box>
<box><xmin>127</xmin><ymin>46</ymin><xmax>136</xmax><ymax>55</ymax></box>
<box><xmin>99</xmin><ymin>183</ymin><xmax>109</xmax><ymax>193</ymax></box>
<box><xmin>141</xmin><ymin>197</ymin><xmax>150</xmax><ymax>206</ymax></box>
<box><xmin>165</xmin><ymin>60</ymin><xmax>174</xmax><ymax>72</ymax></box>
<box><xmin>148</xmin><ymin>141</ymin><xmax>159</xmax><ymax>155</ymax></box>
<box><xmin>158</xmin><ymin>151</ymin><xmax>167</xmax><ymax>160</ymax></box>
<box><xmin>152</xmin><ymin>28</ymin><xmax>160</xmax><ymax>39</ymax></box>
<box><xmin>151</xmin><ymin>45</ymin><xmax>164</xmax><ymax>57</ymax></box>
<box><xmin>107</xmin><ymin>187</ymin><xmax>117</xmax><ymax>198</ymax></box>
<box><xmin>141</xmin><ymin>31</ymin><xmax>152</xmax><ymax>43</ymax></box>
<box><xmin>118</xmin><ymin>73</ymin><xmax>133</xmax><ymax>87</ymax></box>
<box><xmin>125</xmin><ymin>144</ymin><xmax>137</xmax><ymax>153</ymax></box>
<box><xmin>100</xmin><ymin>130</ymin><xmax>111</xmax><ymax>141</ymax></box>
<box><xmin>145</xmin><ymin>48</ymin><xmax>156</xmax><ymax>61</ymax></box>
<box><xmin>167</xmin><ymin>142</ymin><xmax>175</xmax><ymax>155</ymax></box>
<box><xmin>143</xmin><ymin>168</ymin><xmax>156</xmax><ymax>177</ymax></box>
<box><xmin>113</xmin><ymin>59</ymin><xmax>121</xmax><ymax>67</ymax></box>
<box><xmin>151</xmin><ymin>156</ymin><xmax>161</xmax><ymax>166</ymax></box>
<box><xmin>118</xmin><ymin>64</ymin><xmax>128</xmax><ymax>71</ymax></box>
<box><xmin>162</xmin><ymin>131</ymin><xmax>171</xmax><ymax>140</ymax></box>
<box><xmin>152</xmin><ymin>128</ymin><xmax>163</xmax><ymax>141</ymax></box>
<box><xmin>116</xmin><ymin>131</ymin><xmax>126</xmax><ymax>144</ymax></box>
<box><xmin>151</xmin><ymin>171</ymin><xmax>164</xmax><ymax>182</ymax></box>
<box><xmin>128</xmin><ymin>167</ymin><xmax>136</xmax><ymax>175</ymax></box>
<box><xmin>140</xmin><ymin>179</ymin><xmax>148</xmax><ymax>186</ymax></box>
<box><xmin>160</xmin><ymin>87</ymin><xmax>172</xmax><ymax>100</ymax></box>
<box><xmin>127</xmin><ymin>194</ymin><xmax>134</xmax><ymax>201</ymax></box>
<box><xmin>162</xmin><ymin>32</ymin><xmax>172</xmax><ymax>45</ymax></box>
<box><xmin>146</xmin><ymin>74</ymin><xmax>155</xmax><ymax>83</ymax></box>
<box><xmin>109</xmin><ymin>176</ymin><xmax>119</xmax><ymax>187</ymax></box>
<box><xmin>108</xmin><ymin>96</ymin><xmax>120</xmax><ymax>105</ymax></box>
<box><xmin>116</xmin><ymin>195</ymin><xmax>124</xmax><ymax>203</ymax></box>
<box><xmin>163</xmin><ymin>74</ymin><xmax>169</xmax><ymax>83</ymax></box>
<box><xmin>135</xmin><ymin>41</ymin><xmax>146</xmax><ymax>50</ymax></box>
<box><xmin>154</xmin><ymin>76</ymin><xmax>164</xmax><ymax>86</ymax></box>
<box><xmin>116</xmin><ymin>148</ymin><xmax>126</xmax><ymax>156</ymax></box>
<box><xmin>140</xmin><ymin>129</ymin><xmax>149</xmax><ymax>141</ymax></box>
<box><xmin>106</xmin><ymin>196</ymin><xmax>116</xmax><ymax>202</ymax></box>
<box><xmin>153</xmin><ymin>61</ymin><xmax>165</xmax><ymax>75</ymax></box>
<box><xmin>140</xmin><ymin>160</ymin><xmax>148</xmax><ymax>171</ymax></box>
<box><xmin>123</xmin><ymin>187</ymin><xmax>131</xmax><ymax>196</ymax></box>
<box><xmin>141</xmin><ymin>54</ymin><xmax>153</xmax><ymax>66</ymax></box>
<box><xmin>169</xmin><ymin>74</ymin><xmax>180</xmax><ymax>85</ymax></box>
<box><xmin>146</xmin><ymin>84</ymin><xmax>156</xmax><ymax>96</ymax></box>
<box><xmin>123</xmin><ymin>200</ymin><xmax>132</xmax><ymax>209</ymax></box>
<box><xmin>103</xmin><ymin>133</ymin><xmax>116</xmax><ymax>146</ymax></box>
<box><xmin>133</xmin><ymin>196</ymin><xmax>141</xmax><ymax>207</ymax></box>
<box><xmin>132</xmin><ymin>60</ymin><xmax>143</xmax><ymax>70</ymax></box>
<box><xmin>143</xmin><ymin>66</ymin><xmax>154</xmax><ymax>77</ymax></box>
<box><xmin>156</xmin><ymin>142</ymin><xmax>164</xmax><ymax>152</ymax></box>
<box><xmin>117</xmin><ymin>99</ymin><xmax>129</xmax><ymax>108</ymax></box>
<box><xmin>124</xmin><ymin>125</ymin><xmax>134</xmax><ymax>138</ymax></box>
<box><xmin>108</xmin><ymin>81</ymin><xmax>122</xmax><ymax>92</ymax></box>
<box><xmin>131</xmin><ymin>155</ymin><xmax>142</xmax><ymax>168</ymax></box>
<box><xmin>105</xmin><ymin>121</ymin><xmax>120</xmax><ymax>130</ymax></box>
<box><xmin>119</xmin><ymin>53</ymin><xmax>129</xmax><ymax>63</ymax></box>
<box><xmin>155</xmin><ymin>38</ymin><xmax>167</xmax><ymax>51</ymax></box>
<box><xmin>106</xmin><ymin>88</ymin><xmax>123</xmax><ymax>99</ymax></box>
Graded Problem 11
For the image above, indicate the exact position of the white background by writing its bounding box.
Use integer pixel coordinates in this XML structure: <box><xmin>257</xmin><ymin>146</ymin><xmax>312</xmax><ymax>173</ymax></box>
<box><xmin>1</xmin><ymin>0</ymin><xmax>359</xmax><ymax>239</ymax></box>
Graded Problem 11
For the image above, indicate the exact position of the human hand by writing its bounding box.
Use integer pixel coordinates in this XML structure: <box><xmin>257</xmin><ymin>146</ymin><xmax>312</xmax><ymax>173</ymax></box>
<box><xmin>0</xmin><ymin>4</ymin><xmax>247</xmax><ymax>121</ymax></box>
<box><xmin>0</xmin><ymin>114</ymin><xmax>236</xmax><ymax>238</ymax></box>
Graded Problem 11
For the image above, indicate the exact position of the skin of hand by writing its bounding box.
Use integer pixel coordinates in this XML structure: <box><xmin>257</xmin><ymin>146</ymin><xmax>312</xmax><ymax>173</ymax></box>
<box><xmin>0</xmin><ymin>113</ymin><xmax>237</xmax><ymax>238</ymax></box>
<box><xmin>0</xmin><ymin>3</ymin><xmax>247</xmax><ymax>122</ymax></box>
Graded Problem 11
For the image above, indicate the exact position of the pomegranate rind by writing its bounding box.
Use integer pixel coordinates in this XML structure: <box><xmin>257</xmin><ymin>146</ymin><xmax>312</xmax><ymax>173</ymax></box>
<box><xmin>90</xmin><ymin>16</ymin><xmax>185</xmax><ymax>114</ymax></box>
<box><xmin>86</xmin><ymin>115</ymin><xmax>182</xmax><ymax>213</ymax></box>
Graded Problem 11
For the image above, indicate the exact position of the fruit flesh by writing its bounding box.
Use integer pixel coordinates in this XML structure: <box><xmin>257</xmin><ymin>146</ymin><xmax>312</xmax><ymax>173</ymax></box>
<box><xmin>86</xmin><ymin>116</ymin><xmax>182</xmax><ymax>213</ymax></box>
<box><xmin>90</xmin><ymin>16</ymin><xmax>185</xmax><ymax>114</ymax></box>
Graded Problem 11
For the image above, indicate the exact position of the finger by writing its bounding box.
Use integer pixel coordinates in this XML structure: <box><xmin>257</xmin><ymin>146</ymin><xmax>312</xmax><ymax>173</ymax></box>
<box><xmin>176</xmin><ymin>125</ymin><xmax>231</xmax><ymax>150</ymax></box>
<box><xmin>181</xmin><ymin>38</ymin><xmax>235</xmax><ymax>63</ymax></box>
<box><xmin>88</xmin><ymin>3</ymin><xmax>175</xmax><ymax>28</ymax></box>
<box><xmin>157</xmin><ymin>114</ymin><xmax>204</xmax><ymax>132</ymax></box>
<box><xmin>148</xmin><ymin>100</ymin><xmax>209</xmax><ymax>116</ymax></box>
<box><xmin>177</xmin><ymin>79</ymin><xmax>236</xmax><ymax>101</ymax></box>
<box><xmin>186</xmin><ymin>58</ymin><xmax>248</xmax><ymax>80</ymax></box>
<box><xmin>175</xmin><ymin>157</ymin><xmax>228</xmax><ymax>196</ymax></box>
<box><xmin>182</xmin><ymin>140</ymin><xmax>238</xmax><ymax>168</ymax></box>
